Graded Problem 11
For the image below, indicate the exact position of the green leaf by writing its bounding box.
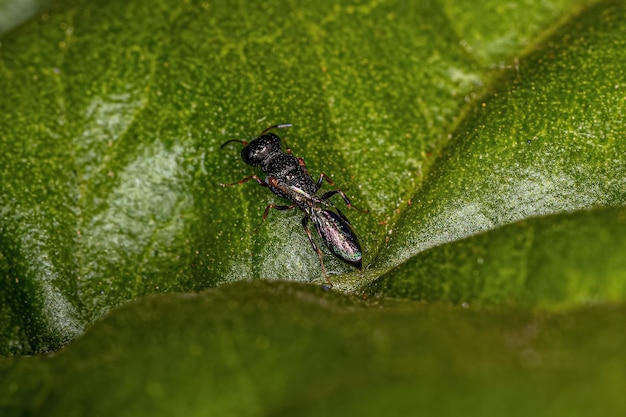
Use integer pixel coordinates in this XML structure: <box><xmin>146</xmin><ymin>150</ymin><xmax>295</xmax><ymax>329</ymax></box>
<box><xmin>363</xmin><ymin>0</ymin><xmax>626</xmax><ymax>305</ymax></box>
<box><xmin>370</xmin><ymin>206</ymin><xmax>626</xmax><ymax>308</ymax></box>
<box><xmin>2</xmin><ymin>282</ymin><xmax>625</xmax><ymax>416</ymax></box>
<box><xmin>0</xmin><ymin>0</ymin><xmax>623</xmax><ymax>379</ymax></box>
<box><xmin>379</xmin><ymin>0</ymin><xmax>626</xmax><ymax>268</ymax></box>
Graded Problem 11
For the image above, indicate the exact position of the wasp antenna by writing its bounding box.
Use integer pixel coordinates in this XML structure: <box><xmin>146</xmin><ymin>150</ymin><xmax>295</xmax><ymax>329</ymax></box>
<box><xmin>260</xmin><ymin>123</ymin><xmax>292</xmax><ymax>136</ymax></box>
<box><xmin>220</xmin><ymin>139</ymin><xmax>248</xmax><ymax>149</ymax></box>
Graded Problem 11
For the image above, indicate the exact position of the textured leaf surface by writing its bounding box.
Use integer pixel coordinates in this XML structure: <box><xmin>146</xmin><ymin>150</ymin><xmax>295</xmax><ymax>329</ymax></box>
<box><xmin>1</xmin><ymin>0</ymin><xmax>626</xmax><ymax>414</ymax></box>
<box><xmin>379</xmin><ymin>0</ymin><xmax>626</xmax><ymax>266</ymax></box>
<box><xmin>371</xmin><ymin>206</ymin><xmax>626</xmax><ymax>308</ymax></box>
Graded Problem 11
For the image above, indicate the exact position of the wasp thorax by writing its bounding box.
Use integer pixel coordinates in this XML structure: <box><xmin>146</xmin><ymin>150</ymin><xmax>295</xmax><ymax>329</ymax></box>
<box><xmin>241</xmin><ymin>133</ymin><xmax>282</xmax><ymax>166</ymax></box>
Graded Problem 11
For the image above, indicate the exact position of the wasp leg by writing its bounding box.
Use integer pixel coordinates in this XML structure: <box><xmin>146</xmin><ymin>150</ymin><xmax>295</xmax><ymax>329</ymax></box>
<box><xmin>296</xmin><ymin>156</ymin><xmax>311</xmax><ymax>177</ymax></box>
<box><xmin>220</xmin><ymin>174</ymin><xmax>267</xmax><ymax>188</ymax></box>
<box><xmin>251</xmin><ymin>203</ymin><xmax>297</xmax><ymax>235</ymax></box>
<box><xmin>302</xmin><ymin>216</ymin><xmax>333</xmax><ymax>287</ymax></box>
<box><xmin>315</xmin><ymin>172</ymin><xmax>336</xmax><ymax>189</ymax></box>
<box><xmin>316</xmin><ymin>172</ymin><xmax>369</xmax><ymax>213</ymax></box>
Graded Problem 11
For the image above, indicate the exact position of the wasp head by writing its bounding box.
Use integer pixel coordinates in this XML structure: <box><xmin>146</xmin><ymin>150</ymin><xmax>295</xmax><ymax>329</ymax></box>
<box><xmin>241</xmin><ymin>133</ymin><xmax>282</xmax><ymax>166</ymax></box>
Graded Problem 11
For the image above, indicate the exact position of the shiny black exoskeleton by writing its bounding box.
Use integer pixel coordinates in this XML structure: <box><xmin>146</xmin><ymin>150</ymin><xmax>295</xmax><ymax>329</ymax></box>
<box><xmin>221</xmin><ymin>124</ymin><xmax>366</xmax><ymax>286</ymax></box>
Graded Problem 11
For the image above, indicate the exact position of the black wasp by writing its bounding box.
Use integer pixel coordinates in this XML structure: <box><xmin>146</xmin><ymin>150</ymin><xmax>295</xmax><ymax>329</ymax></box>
<box><xmin>220</xmin><ymin>124</ymin><xmax>366</xmax><ymax>287</ymax></box>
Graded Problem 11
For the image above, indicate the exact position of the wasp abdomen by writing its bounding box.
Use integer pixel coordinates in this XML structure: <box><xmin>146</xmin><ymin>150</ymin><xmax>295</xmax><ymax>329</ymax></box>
<box><xmin>311</xmin><ymin>209</ymin><xmax>362</xmax><ymax>269</ymax></box>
